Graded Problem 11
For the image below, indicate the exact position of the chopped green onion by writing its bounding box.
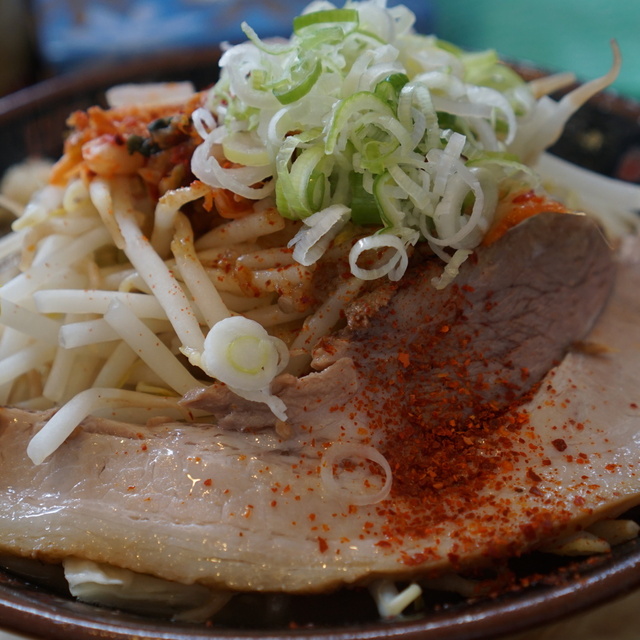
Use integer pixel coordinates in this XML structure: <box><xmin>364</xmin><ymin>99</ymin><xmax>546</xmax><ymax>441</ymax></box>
<box><xmin>194</xmin><ymin>0</ymin><xmax>617</xmax><ymax>284</ymax></box>
<box><xmin>227</xmin><ymin>335</ymin><xmax>274</xmax><ymax>375</ymax></box>
<box><xmin>241</xmin><ymin>20</ymin><xmax>294</xmax><ymax>55</ymax></box>
<box><xmin>374</xmin><ymin>73</ymin><xmax>410</xmax><ymax>111</ymax></box>
<box><xmin>293</xmin><ymin>8</ymin><xmax>359</xmax><ymax>32</ymax></box>
<box><xmin>201</xmin><ymin>316</ymin><xmax>288</xmax><ymax>391</ymax></box>
<box><xmin>298</xmin><ymin>25</ymin><xmax>347</xmax><ymax>49</ymax></box>
<box><xmin>434</xmin><ymin>38</ymin><xmax>464</xmax><ymax>57</ymax></box>
<box><xmin>284</xmin><ymin>144</ymin><xmax>327</xmax><ymax>217</ymax></box>
<box><xmin>273</xmin><ymin>58</ymin><xmax>322</xmax><ymax>105</ymax></box>
<box><xmin>222</xmin><ymin>131</ymin><xmax>271</xmax><ymax>166</ymax></box>
<box><xmin>373</xmin><ymin>171</ymin><xmax>405</xmax><ymax>228</ymax></box>
<box><xmin>350</xmin><ymin>172</ymin><xmax>381</xmax><ymax>225</ymax></box>
<box><xmin>307</xmin><ymin>169</ymin><xmax>327</xmax><ymax>212</ymax></box>
<box><xmin>325</xmin><ymin>92</ymin><xmax>396</xmax><ymax>155</ymax></box>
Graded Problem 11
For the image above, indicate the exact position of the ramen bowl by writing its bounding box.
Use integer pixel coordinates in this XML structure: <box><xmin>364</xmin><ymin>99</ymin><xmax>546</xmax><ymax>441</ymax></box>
<box><xmin>0</xmin><ymin>48</ymin><xmax>639</xmax><ymax>640</ymax></box>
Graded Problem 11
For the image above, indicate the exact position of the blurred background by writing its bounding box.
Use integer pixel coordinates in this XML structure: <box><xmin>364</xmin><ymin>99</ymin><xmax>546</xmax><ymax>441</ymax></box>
<box><xmin>0</xmin><ymin>0</ymin><xmax>637</xmax><ymax>99</ymax></box>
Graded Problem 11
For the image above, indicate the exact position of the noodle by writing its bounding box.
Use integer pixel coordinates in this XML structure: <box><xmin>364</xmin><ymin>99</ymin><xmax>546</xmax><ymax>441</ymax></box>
<box><xmin>26</xmin><ymin>388</ymin><xmax>190</xmax><ymax>466</ymax></box>
<box><xmin>171</xmin><ymin>212</ymin><xmax>231</xmax><ymax>328</ymax></box>
<box><xmin>151</xmin><ymin>181</ymin><xmax>211</xmax><ymax>258</ymax></box>
<box><xmin>243</xmin><ymin>304</ymin><xmax>309</xmax><ymax>328</ymax></box>
<box><xmin>59</xmin><ymin>317</ymin><xmax>172</xmax><ymax>349</ymax></box>
<box><xmin>0</xmin><ymin>226</ymin><xmax>112</xmax><ymax>303</ymax></box>
<box><xmin>103</xmin><ymin>300</ymin><xmax>203</xmax><ymax>395</ymax></box>
<box><xmin>43</xmin><ymin>345</ymin><xmax>81</xmax><ymax>403</ymax></box>
<box><xmin>0</xmin><ymin>299</ymin><xmax>61</xmax><ymax>344</ymax></box>
<box><xmin>194</xmin><ymin>209</ymin><xmax>286</xmax><ymax>250</ymax></box>
<box><xmin>107</xmin><ymin>179</ymin><xmax>206</xmax><ymax>354</ymax></box>
<box><xmin>33</xmin><ymin>289</ymin><xmax>168</xmax><ymax>318</ymax></box>
<box><xmin>92</xmin><ymin>341</ymin><xmax>138</xmax><ymax>389</ymax></box>
<box><xmin>0</xmin><ymin>343</ymin><xmax>55</xmax><ymax>387</ymax></box>
<box><xmin>287</xmin><ymin>276</ymin><xmax>365</xmax><ymax>375</ymax></box>
<box><xmin>250</xmin><ymin>263</ymin><xmax>315</xmax><ymax>294</ymax></box>
<box><xmin>236</xmin><ymin>247</ymin><xmax>296</xmax><ymax>270</ymax></box>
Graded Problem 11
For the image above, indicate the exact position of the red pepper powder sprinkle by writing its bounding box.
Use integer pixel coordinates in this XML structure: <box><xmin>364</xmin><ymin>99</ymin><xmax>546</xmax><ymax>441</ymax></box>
<box><xmin>332</xmin><ymin>274</ymin><xmax>578</xmax><ymax>564</ymax></box>
<box><xmin>397</xmin><ymin>352</ymin><xmax>411</xmax><ymax>368</ymax></box>
<box><xmin>552</xmin><ymin>438</ymin><xmax>568</xmax><ymax>452</ymax></box>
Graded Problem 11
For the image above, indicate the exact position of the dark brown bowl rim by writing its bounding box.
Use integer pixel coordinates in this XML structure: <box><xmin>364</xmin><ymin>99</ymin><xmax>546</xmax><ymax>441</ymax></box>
<box><xmin>2</xmin><ymin>538</ymin><xmax>639</xmax><ymax>640</ymax></box>
<box><xmin>0</xmin><ymin>46</ymin><xmax>222</xmax><ymax>119</ymax></box>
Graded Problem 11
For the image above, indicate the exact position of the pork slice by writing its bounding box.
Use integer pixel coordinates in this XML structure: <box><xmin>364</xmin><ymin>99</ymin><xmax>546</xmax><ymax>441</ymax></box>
<box><xmin>315</xmin><ymin>212</ymin><xmax>616</xmax><ymax>416</ymax></box>
<box><xmin>0</xmin><ymin>407</ymin><xmax>397</xmax><ymax>593</ymax></box>
<box><xmin>1</xmin><ymin>214</ymin><xmax>638</xmax><ymax>596</ymax></box>
<box><xmin>182</xmin><ymin>357</ymin><xmax>358</xmax><ymax>439</ymax></box>
<box><xmin>186</xmin><ymin>212</ymin><xmax>615</xmax><ymax>437</ymax></box>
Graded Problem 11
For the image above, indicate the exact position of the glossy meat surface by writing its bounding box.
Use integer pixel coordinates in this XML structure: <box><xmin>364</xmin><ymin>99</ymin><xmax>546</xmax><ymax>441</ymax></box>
<box><xmin>0</xmin><ymin>214</ymin><xmax>636</xmax><ymax>594</ymax></box>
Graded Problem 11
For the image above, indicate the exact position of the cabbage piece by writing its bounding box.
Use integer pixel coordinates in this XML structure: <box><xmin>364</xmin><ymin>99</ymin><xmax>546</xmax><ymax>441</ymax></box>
<box><xmin>63</xmin><ymin>557</ymin><xmax>232</xmax><ymax>622</ymax></box>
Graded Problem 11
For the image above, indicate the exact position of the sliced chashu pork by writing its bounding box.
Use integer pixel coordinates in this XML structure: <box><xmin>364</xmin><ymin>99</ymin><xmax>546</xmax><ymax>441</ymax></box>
<box><xmin>185</xmin><ymin>212</ymin><xmax>615</xmax><ymax>441</ymax></box>
<box><xmin>1</xmin><ymin>212</ymin><xmax>638</xmax><ymax>594</ymax></box>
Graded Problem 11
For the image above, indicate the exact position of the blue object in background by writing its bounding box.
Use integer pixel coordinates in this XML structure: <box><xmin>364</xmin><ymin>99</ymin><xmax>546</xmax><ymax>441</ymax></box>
<box><xmin>432</xmin><ymin>0</ymin><xmax>640</xmax><ymax>99</ymax></box>
<box><xmin>31</xmin><ymin>0</ymin><xmax>639</xmax><ymax>99</ymax></box>
<box><xmin>32</xmin><ymin>0</ymin><xmax>435</xmax><ymax>72</ymax></box>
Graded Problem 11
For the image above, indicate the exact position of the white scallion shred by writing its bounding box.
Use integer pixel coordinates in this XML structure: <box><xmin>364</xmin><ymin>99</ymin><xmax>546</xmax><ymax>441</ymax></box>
<box><xmin>320</xmin><ymin>442</ymin><xmax>393</xmax><ymax>505</ymax></box>
<box><xmin>511</xmin><ymin>41</ymin><xmax>622</xmax><ymax>166</ymax></box>
<box><xmin>348</xmin><ymin>231</ymin><xmax>416</xmax><ymax>281</ymax></box>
